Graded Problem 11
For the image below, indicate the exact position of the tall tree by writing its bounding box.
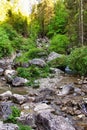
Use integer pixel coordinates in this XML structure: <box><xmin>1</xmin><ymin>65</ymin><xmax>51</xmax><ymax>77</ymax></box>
<box><xmin>47</xmin><ymin>0</ymin><xmax>68</xmax><ymax>37</ymax></box>
<box><xmin>31</xmin><ymin>0</ymin><xmax>54</xmax><ymax>37</ymax></box>
<box><xmin>79</xmin><ymin>0</ymin><xmax>84</xmax><ymax>45</ymax></box>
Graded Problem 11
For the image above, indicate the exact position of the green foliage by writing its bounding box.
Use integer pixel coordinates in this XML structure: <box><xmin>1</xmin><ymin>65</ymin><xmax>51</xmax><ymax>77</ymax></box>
<box><xmin>1</xmin><ymin>23</ymin><xmax>24</xmax><ymax>49</ymax></box>
<box><xmin>68</xmin><ymin>46</ymin><xmax>87</xmax><ymax>76</ymax></box>
<box><xmin>0</xmin><ymin>23</ymin><xmax>26</xmax><ymax>58</ymax></box>
<box><xmin>17</xmin><ymin>65</ymin><xmax>50</xmax><ymax>80</ymax></box>
<box><xmin>7</xmin><ymin>11</ymin><xmax>29</xmax><ymax>36</ymax></box>
<box><xmin>48</xmin><ymin>55</ymin><xmax>67</xmax><ymax>69</ymax></box>
<box><xmin>49</xmin><ymin>34</ymin><xmax>70</xmax><ymax>54</ymax></box>
<box><xmin>1</xmin><ymin>23</ymin><xmax>19</xmax><ymax>40</ymax></box>
<box><xmin>4</xmin><ymin>106</ymin><xmax>32</xmax><ymax>130</ymax></box>
<box><xmin>4</xmin><ymin>106</ymin><xmax>21</xmax><ymax>124</ymax></box>
<box><xmin>0</xmin><ymin>26</ymin><xmax>13</xmax><ymax>57</ymax></box>
<box><xmin>20</xmin><ymin>37</ymin><xmax>36</xmax><ymax>52</ymax></box>
<box><xmin>18</xmin><ymin>123</ymin><xmax>32</xmax><ymax>130</ymax></box>
<box><xmin>47</xmin><ymin>0</ymin><xmax>68</xmax><ymax>37</ymax></box>
<box><xmin>30</xmin><ymin>0</ymin><xmax>54</xmax><ymax>37</ymax></box>
<box><xmin>16</xmin><ymin>48</ymin><xmax>48</xmax><ymax>63</ymax></box>
<box><xmin>24</xmin><ymin>48</ymin><xmax>48</xmax><ymax>60</ymax></box>
<box><xmin>17</xmin><ymin>65</ymin><xmax>50</xmax><ymax>87</ymax></box>
<box><xmin>29</xmin><ymin>19</ymin><xmax>40</xmax><ymax>39</ymax></box>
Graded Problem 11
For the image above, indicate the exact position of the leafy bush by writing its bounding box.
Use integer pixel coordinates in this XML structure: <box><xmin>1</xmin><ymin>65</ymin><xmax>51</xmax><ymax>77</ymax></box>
<box><xmin>48</xmin><ymin>55</ymin><xmax>67</xmax><ymax>70</ymax></box>
<box><xmin>49</xmin><ymin>34</ymin><xmax>70</xmax><ymax>54</ymax></box>
<box><xmin>68</xmin><ymin>46</ymin><xmax>87</xmax><ymax>76</ymax></box>
<box><xmin>1</xmin><ymin>23</ymin><xmax>19</xmax><ymax>40</ymax></box>
<box><xmin>0</xmin><ymin>26</ymin><xmax>13</xmax><ymax>57</ymax></box>
<box><xmin>20</xmin><ymin>38</ymin><xmax>36</xmax><ymax>52</ymax></box>
<box><xmin>0</xmin><ymin>23</ymin><xmax>27</xmax><ymax>58</ymax></box>
<box><xmin>15</xmin><ymin>48</ymin><xmax>48</xmax><ymax>63</ymax></box>
<box><xmin>17</xmin><ymin>65</ymin><xmax>50</xmax><ymax>87</ymax></box>
<box><xmin>7</xmin><ymin>11</ymin><xmax>29</xmax><ymax>36</ymax></box>
<box><xmin>17</xmin><ymin>65</ymin><xmax>50</xmax><ymax>80</ymax></box>
<box><xmin>24</xmin><ymin>48</ymin><xmax>48</xmax><ymax>59</ymax></box>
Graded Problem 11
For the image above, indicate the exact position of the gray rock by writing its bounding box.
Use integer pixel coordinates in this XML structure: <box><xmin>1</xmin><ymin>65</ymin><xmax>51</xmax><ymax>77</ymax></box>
<box><xmin>0</xmin><ymin>122</ymin><xmax>19</xmax><ymax>130</ymax></box>
<box><xmin>65</xmin><ymin>66</ymin><xmax>74</xmax><ymax>74</ymax></box>
<box><xmin>35</xmin><ymin>112</ymin><xmax>75</xmax><ymax>130</ymax></box>
<box><xmin>17</xmin><ymin>113</ymin><xmax>36</xmax><ymax>128</ymax></box>
<box><xmin>12</xmin><ymin>94</ymin><xmax>28</xmax><ymax>104</ymax></box>
<box><xmin>34</xmin><ymin>103</ymin><xmax>54</xmax><ymax>114</ymax></box>
<box><xmin>0</xmin><ymin>91</ymin><xmax>12</xmax><ymax>100</ymax></box>
<box><xmin>0</xmin><ymin>101</ymin><xmax>14</xmax><ymax>120</ymax></box>
<box><xmin>58</xmin><ymin>83</ymin><xmax>74</xmax><ymax>96</ymax></box>
<box><xmin>38</xmin><ymin>77</ymin><xmax>62</xmax><ymax>89</ymax></box>
<box><xmin>47</xmin><ymin>52</ymin><xmax>62</xmax><ymax>62</ymax></box>
<box><xmin>29</xmin><ymin>58</ymin><xmax>46</xmax><ymax>67</ymax></box>
<box><xmin>0</xmin><ymin>60</ymin><xmax>7</xmax><ymax>69</ymax></box>
<box><xmin>39</xmin><ymin>88</ymin><xmax>55</xmax><ymax>96</ymax></box>
<box><xmin>12</xmin><ymin>77</ymin><xmax>28</xmax><ymax>86</ymax></box>
<box><xmin>4</xmin><ymin>69</ymin><xmax>17</xmax><ymax>83</ymax></box>
<box><xmin>50</xmin><ymin>67</ymin><xmax>64</xmax><ymax>75</ymax></box>
<box><xmin>0</xmin><ymin>68</ymin><xmax>4</xmax><ymax>75</ymax></box>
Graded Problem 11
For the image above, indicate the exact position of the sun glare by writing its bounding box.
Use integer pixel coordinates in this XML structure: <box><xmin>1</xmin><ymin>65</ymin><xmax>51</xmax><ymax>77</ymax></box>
<box><xmin>14</xmin><ymin>0</ymin><xmax>40</xmax><ymax>16</ymax></box>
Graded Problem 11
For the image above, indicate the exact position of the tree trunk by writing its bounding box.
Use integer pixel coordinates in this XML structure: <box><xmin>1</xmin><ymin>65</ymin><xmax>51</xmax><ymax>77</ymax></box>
<box><xmin>80</xmin><ymin>0</ymin><xmax>84</xmax><ymax>46</ymax></box>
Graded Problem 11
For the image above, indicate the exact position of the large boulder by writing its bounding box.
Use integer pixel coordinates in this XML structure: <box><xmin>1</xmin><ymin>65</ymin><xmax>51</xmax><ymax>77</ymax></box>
<box><xmin>29</xmin><ymin>58</ymin><xmax>46</xmax><ymax>67</ymax></box>
<box><xmin>0</xmin><ymin>122</ymin><xmax>18</xmax><ymax>130</ymax></box>
<box><xmin>47</xmin><ymin>52</ymin><xmax>62</xmax><ymax>62</ymax></box>
<box><xmin>12</xmin><ymin>77</ymin><xmax>28</xmax><ymax>87</ymax></box>
<box><xmin>35</xmin><ymin>112</ymin><xmax>75</xmax><ymax>130</ymax></box>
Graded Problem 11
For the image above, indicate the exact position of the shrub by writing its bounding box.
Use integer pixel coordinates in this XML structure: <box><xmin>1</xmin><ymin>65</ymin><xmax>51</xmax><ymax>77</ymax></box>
<box><xmin>67</xmin><ymin>46</ymin><xmax>87</xmax><ymax>76</ymax></box>
<box><xmin>0</xmin><ymin>23</ymin><xmax>25</xmax><ymax>56</ymax></box>
<box><xmin>48</xmin><ymin>55</ymin><xmax>67</xmax><ymax>70</ymax></box>
<box><xmin>20</xmin><ymin>38</ymin><xmax>36</xmax><ymax>52</ymax></box>
<box><xmin>1</xmin><ymin>23</ymin><xmax>19</xmax><ymax>41</ymax></box>
<box><xmin>17</xmin><ymin>65</ymin><xmax>50</xmax><ymax>87</ymax></box>
<box><xmin>15</xmin><ymin>48</ymin><xmax>48</xmax><ymax>63</ymax></box>
<box><xmin>24</xmin><ymin>48</ymin><xmax>48</xmax><ymax>60</ymax></box>
<box><xmin>17</xmin><ymin>65</ymin><xmax>50</xmax><ymax>80</ymax></box>
<box><xmin>49</xmin><ymin>34</ymin><xmax>70</xmax><ymax>54</ymax></box>
<box><xmin>7</xmin><ymin>11</ymin><xmax>29</xmax><ymax>36</ymax></box>
<box><xmin>0</xmin><ymin>26</ymin><xmax>13</xmax><ymax>57</ymax></box>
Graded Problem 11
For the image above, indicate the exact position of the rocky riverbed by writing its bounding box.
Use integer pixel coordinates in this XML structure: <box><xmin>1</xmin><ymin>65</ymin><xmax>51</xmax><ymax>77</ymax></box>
<box><xmin>0</xmin><ymin>69</ymin><xmax>87</xmax><ymax>130</ymax></box>
<box><xmin>0</xmin><ymin>47</ymin><xmax>87</xmax><ymax>130</ymax></box>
